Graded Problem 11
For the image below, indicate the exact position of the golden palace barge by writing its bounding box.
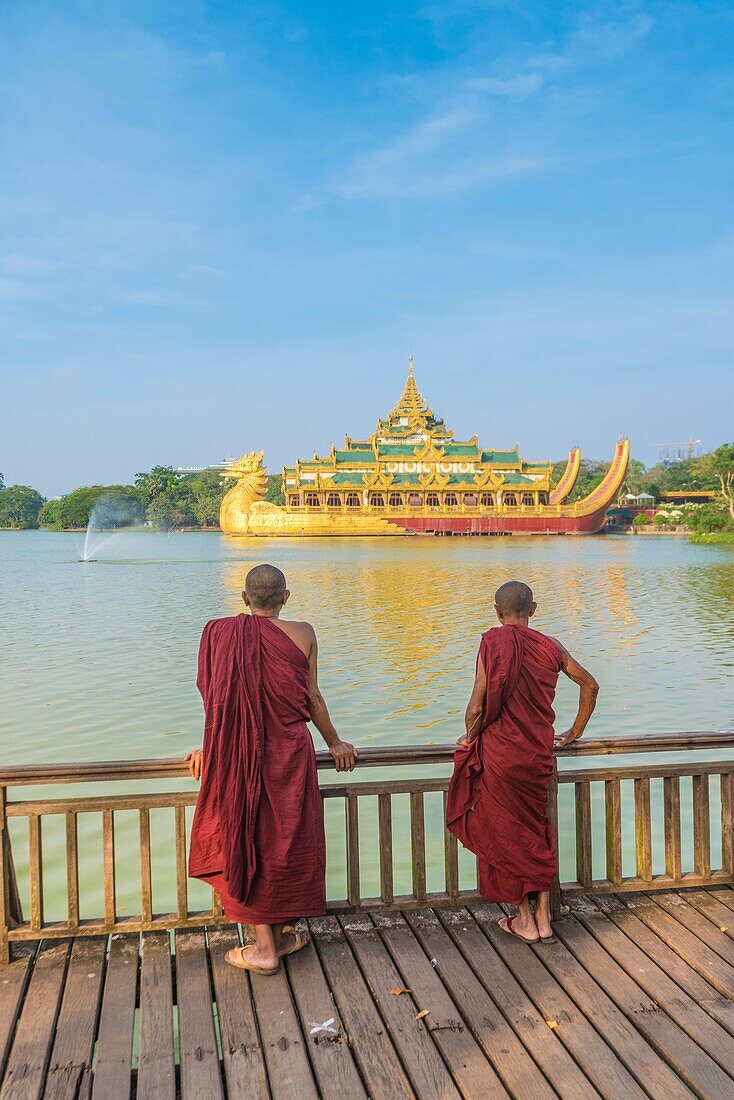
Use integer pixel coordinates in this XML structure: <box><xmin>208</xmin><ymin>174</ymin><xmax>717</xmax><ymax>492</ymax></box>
<box><xmin>220</xmin><ymin>358</ymin><xmax>630</xmax><ymax>536</ymax></box>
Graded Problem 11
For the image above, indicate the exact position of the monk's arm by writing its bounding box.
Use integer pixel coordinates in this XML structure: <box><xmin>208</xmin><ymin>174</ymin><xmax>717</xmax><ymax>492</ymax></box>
<box><xmin>553</xmin><ymin>642</ymin><xmax>599</xmax><ymax>750</ymax></box>
<box><xmin>461</xmin><ymin>655</ymin><xmax>487</xmax><ymax>745</ymax></box>
<box><xmin>307</xmin><ymin>631</ymin><xmax>358</xmax><ymax>772</ymax></box>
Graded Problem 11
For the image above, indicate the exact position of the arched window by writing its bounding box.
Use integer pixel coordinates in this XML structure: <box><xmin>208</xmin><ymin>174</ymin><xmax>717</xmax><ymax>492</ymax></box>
<box><xmin>463</xmin><ymin>493</ymin><xmax>478</xmax><ymax>507</ymax></box>
<box><xmin>289</xmin><ymin>494</ymin><xmax>301</xmax><ymax>507</ymax></box>
<box><xmin>521</xmin><ymin>493</ymin><xmax>534</xmax><ymax>506</ymax></box>
<box><xmin>408</xmin><ymin>493</ymin><xmax>421</xmax><ymax>508</ymax></box>
<box><xmin>370</xmin><ymin>493</ymin><xmax>384</xmax><ymax>508</ymax></box>
<box><xmin>538</xmin><ymin>492</ymin><xmax>548</xmax><ymax>505</ymax></box>
<box><xmin>445</xmin><ymin>493</ymin><xmax>458</xmax><ymax>507</ymax></box>
<box><xmin>504</xmin><ymin>493</ymin><xmax>517</xmax><ymax>507</ymax></box>
<box><xmin>305</xmin><ymin>492</ymin><xmax>319</xmax><ymax>507</ymax></box>
<box><xmin>480</xmin><ymin>493</ymin><xmax>494</xmax><ymax>507</ymax></box>
<box><xmin>426</xmin><ymin>493</ymin><xmax>439</xmax><ymax>508</ymax></box>
<box><xmin>346</xmin><ymin>493</ymin><xmax>360</xmax><ymax>507</ymax></box>
<box><xmin>326</xmin><ymin>492</ymin><xmax>341</xmax><ymax>507</ymax></box>
<box><xmin>389</xmin><ymin>493</ymin><xmax>403</xmax><ymax>508</ymax></box>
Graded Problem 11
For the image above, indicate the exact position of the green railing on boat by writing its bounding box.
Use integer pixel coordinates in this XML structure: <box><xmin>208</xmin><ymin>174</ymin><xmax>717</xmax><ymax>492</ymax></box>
<box><xmin>1</xmin><ymin>731</ymin><xmax>732</xmax><ymax>962</ymax></box>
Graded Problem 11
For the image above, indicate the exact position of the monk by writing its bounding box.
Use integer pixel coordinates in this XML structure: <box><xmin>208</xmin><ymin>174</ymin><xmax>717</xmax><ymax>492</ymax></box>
<box><xmin>446</xmin><ymin>581</ymin><xmax>598</xmax><ymax>943</ymax></box>
<box><xmin>185</xmin><ymin>564</ymin><xmax>357</xmax><ymax>974</ymax></box>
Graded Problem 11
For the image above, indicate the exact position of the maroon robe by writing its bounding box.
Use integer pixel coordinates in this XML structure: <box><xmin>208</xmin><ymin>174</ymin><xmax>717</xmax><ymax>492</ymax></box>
<box><xmin>188</xmin><ymin>613</ymin><xmax>326</xmax><ymax>924</ymax></box>
<box><xmin>446</xmin><ymin>624</ymin><xmax>563</xmax><ymax>903</ymax></box>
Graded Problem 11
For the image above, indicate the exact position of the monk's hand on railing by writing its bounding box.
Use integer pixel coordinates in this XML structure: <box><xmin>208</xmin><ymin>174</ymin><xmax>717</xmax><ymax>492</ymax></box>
<box><xmin>184</xmin><ymin>749</ymin><xmax>203</xmax><ymax>780</ymax></box>
<box><xmin>554</xmin><ymin>728</ymin><xmax>582</xmax><ymax>751</ymax></box>
<box><xmin>329</xmin><ymin>740</ymin><xmax>358</xmax><ymax>772</ymax></box>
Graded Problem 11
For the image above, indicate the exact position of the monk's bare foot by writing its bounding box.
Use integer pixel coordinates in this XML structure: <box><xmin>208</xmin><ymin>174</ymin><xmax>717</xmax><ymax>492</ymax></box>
<box><xmin>498</xmin><ymin>915</ymin><xmax>539</xmax><ymax>943</ymax></box>
<box><xmin>225</xmin><ymin>945</ymin><xmax>279</xmax><ymax>974</ymax></box>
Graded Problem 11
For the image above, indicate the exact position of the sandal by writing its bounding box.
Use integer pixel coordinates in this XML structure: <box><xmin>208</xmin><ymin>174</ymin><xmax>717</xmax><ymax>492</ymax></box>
<box><xmin>498</xmin><ymin>915</ymin><xmax>540</xmax><ymax>944</ymax></box>
<box><xmin>279</xmin><ymin>930</ymin><xmax>310</xmax><ymax>958</ymax></box>
<box><xmin>539</xmin><ymin>932</ymin><xmax>557</xmax><ymax>944</ymax></box>
<box><xmin>225</xmin><ymin>945</ymin><xmax>280</xmax><ymax>975</ymax></box>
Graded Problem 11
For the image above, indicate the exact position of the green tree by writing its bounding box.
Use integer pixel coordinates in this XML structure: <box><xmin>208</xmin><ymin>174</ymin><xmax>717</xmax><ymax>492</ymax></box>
<box><xmin>39</xmin><ymin>486</ymin><xmax>142</xmax><ymax>530</ymax></box>
<box><xmin>0</xmin><ymin>485</ymin><xmax>45</xmax><ymax>529</ymax></box>
<box><xmin>0</xmin><ymin>472</ymin><xmax>5</xmax><ymax>491</ymax></box>
<box><xmin>632</xmin><ymin>513</ymin><xmax>652</xmax><ymax>526</ymax></box>
<box><xmin>711</xmin><ymin>443</ymin><xmax>734</xmax><ymax>519</ymax></box>
<box><xmin>146</xmin><ymin>495</ymin><xmax>189</xmax><ymax>531</ymax></box>
<box><xmin>134</xmin><ymin>465</ymin><xmax>181</xmax><ymax>500</ymax></box>
<box><xmin>266</xmin><ymin>474</ymin><xmax>285</xmax><ymax>506</ymax></box>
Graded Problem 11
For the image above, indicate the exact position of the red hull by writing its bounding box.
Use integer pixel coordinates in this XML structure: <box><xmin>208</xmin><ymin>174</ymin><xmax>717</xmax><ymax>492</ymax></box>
<box><xmin>389</xmin><ymin>508</ymin><xmax>609</xmax><ymax>535</ymax></box>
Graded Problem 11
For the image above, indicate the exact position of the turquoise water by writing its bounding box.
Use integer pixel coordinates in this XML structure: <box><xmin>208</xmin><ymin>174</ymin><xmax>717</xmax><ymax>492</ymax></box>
<box><xmin>1</xmin><ymin>530</ymin><xmax>733</xmax><ymax>917</ymax></box>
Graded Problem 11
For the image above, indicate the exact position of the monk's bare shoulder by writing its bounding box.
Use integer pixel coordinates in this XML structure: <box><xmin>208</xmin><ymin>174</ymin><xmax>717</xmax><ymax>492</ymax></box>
<box><xmin>277</xmin><ymin>619</ymin><xmax>316</xmax><ymax>658</ymax></box>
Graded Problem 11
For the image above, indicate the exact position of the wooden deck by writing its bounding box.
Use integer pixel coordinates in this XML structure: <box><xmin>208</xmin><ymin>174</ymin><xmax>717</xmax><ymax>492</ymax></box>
<box><xmin>2</xmin><ymin>888</ymin><xmax>734</xmax><ymax>1100</ymax></box>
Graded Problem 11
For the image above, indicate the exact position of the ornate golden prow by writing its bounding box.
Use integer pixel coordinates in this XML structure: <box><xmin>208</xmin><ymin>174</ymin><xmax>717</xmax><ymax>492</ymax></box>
<box><xmin>219</xmin><ymin>451</ymin><xmax>272</xmax><ymax>534</ymax></box>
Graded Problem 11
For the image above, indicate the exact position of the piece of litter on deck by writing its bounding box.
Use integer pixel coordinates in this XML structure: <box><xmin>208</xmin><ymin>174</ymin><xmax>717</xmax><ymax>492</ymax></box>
<box><xmin>429</xmin><ymin>958</ymin><xmax>438</xmax><ymax>968</ymax></box>
<box><xmin>721</xmin><ymin>927</ymin><xmax>729</xmax><ymax>932</ymax></box>
<box><xmin>415</xmin><ymin>1009</ymin><xmax>430</xmax><ymax>1021</ymax></box>
<box><xmin>547</xmin><ymin>1020</ymin><xmax>558</xmax><ymax>1029</ymax></box>
<box><xmin>309</xmin><ymin>1018</ymin><xmax>338</xmax><ymax>1035</ymax></box>
<box><xmin>390</xmin><ymin>987</ymin><xmax>411</xmax><ymax>996</ymax></box>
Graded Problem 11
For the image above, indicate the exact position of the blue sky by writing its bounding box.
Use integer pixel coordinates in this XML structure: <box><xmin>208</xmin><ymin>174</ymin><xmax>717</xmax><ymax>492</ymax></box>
<box><xmin>2</xmin><ymin>1</ymin><xmax>733</xmax><ymax>496</ymax></box>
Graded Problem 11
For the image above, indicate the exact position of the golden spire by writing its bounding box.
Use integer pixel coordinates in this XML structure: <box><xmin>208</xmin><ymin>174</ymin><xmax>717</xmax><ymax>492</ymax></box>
<box><xmin>390</xmin><ymin>354</ymin><xmax>430</xmax><ymax>421</ymax></box>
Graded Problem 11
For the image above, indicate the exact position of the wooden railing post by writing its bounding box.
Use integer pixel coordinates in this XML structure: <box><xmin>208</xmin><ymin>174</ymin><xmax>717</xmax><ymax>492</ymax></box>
<box><xmin>548</xmin><ymin>761</ymin><xmax>562</xmax><ymax>920</ymax></box>
<box><xmin>1</xmin><ymin>786</ymin><xmax>23</xmax><ymax>963</ymax></box>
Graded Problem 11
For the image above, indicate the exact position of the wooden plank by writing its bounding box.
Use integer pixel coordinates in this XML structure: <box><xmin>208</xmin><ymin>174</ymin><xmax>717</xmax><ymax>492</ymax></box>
<box><xmin>0</xmin><ymin>949</ymin><xmax>33</xmax><ymax>1078</ymax></box>
<box><xmin>556</xmin><ymin>902</ymin><xmax>734</xmax><ymax>1098</ymax></box>
<box><xmin>575</xmin><ymin>781</ymin><xmax>593</xmax><ymax>888</ymax></box>
<box><xmin>372</xmin><ymin>910</ymin><xmax>509</xmax><ymax>1098</ymax></box>
<box><xmin>441</xmin><ymin>792</ymin><xmax>458</xmax><ymax>900</ymax></box>
<box><xmin>101</xmin><ymin>811</ymin><xmax>115</xmax><ymax>929</ymax></box>
<box><xmin>692</xmin><ymin>775</ymin><xmax>711</xmax><ymax>878</ymax></box>
<box><xmin>0</xmin><ymin>940</ymin><xmax>70</xmax><ymax>1100</ymax></box>
<box><xmin>139</xmin><ymin>809</ymin><xmax>152</xmax><ymax>925</ymax></box>
<box><xmin>249</xmin><ymin>955</ymin><xmax>318</xmax><ymax>1100</ymax></box>
<box><xmin>43</xmin><ymin>937</ymin><xmax>106</xmax><ymax>1100</ymax></box>
<box><xmin>341</xmin><ymin>913</ymin><xmax>459</xmax><ymax>1100</ymax></box>
<box><xmin>621</xmin><ymin>893</ymin><xmax>734</xmax><ymax>1000</ymax></box>
<box><xmin>721</xmin><ymin>774</ymin><xmax>734</xmax><ymax>875</ymax></box>
<box><xmin>470</xmin><ymin>903</ymin><xmax>646</xmax><ymax>1100</ymax></box>
<box><xmin>570</xmin><ymin>896</ymin><xmax>734</xmax><ymax>1079</ymax></box>
<box><xmin>174</xmin><ymin>805</ymin><xmax>188</xmax><ymax>921</ymax></box>
<box><xmin>436</xmin><ymin>907</ymin><xmax>596</xmax><ymax>1099</ymax></box>
<box><xmin>285</xmin><ymin>926</ymin><xmax>366</xmax><ymax>1100</ymax></box>
<box><xmin>594</xmin><ymin>893</ymin><xmax>734</xmax><ymax>1039</ymax></box>
<box><xmin>405</xmin><ymin>909</ymin><xmax>556</xmax><ymax>1099</ymax></box>
<box><xmin>91</xmin><ymin>935</ymin><xmax>138</xmax><ymax>1100</ymax></box>
<box><xmin>28</xmin><ymin>817</ymin><xmax>43</xmax><ymax>934</ymax></box>
<box><xmin>174</xmin><ymin>931</ymin><xmax>224</xmax><ymax>1100</ymax></box>
<box><xmin>346</xmin><ymin>796</ymin><xmax>360</xmax><ymax>908</ymax></box>
<box><xmin>409</xmin><ymin>792</ymin><xmax>426</xmax><ymax>902</ymax></box>
<box><xmin>633</xmin><ymin>778</ymin><xmax>652</xmax><ymax>883</ymax></box>
<box><xmin>137</xmin><ymin>932</ymin><xmax>175</xmax><ymax>1100</ymax></box>
<box><xmin>64</xmin><ymin>815</ymin><xmax>79</xmax><ymax>930</ymax></box>
<box><xmin>682</xmin><ymin>888</ymin><xmax>734</xmax><ymax>939</ymax></box>
<box><xmin>207</xmin><ymin>928</ymin><xmax>269</xmax><ymax>1100</ymax></box>
<box><xmin>663</xmin><ymin>776</ymin><xmax>682</xmax><ymax>881</ymax></box>
<box><xmin>524</xmin><ymin>904</ymin><xmax>687</xmax><ymax>1099</ymax></box>
<box><xmin>378</xmin><ymin>793</ymin><xmax>394</xmax><ymax>906</ymax></box>
<box><xmin>653</xmin><ymin>891</ymin><xmax>734</xmax><ymax>967</ymax></box>
<box><xmin>310</xmin><ymin>915</ymin><xmax>414</xmax><ymax>1100</ymax></box>
<box><xmin>605</xmin><ymin>779</ymin><xmax>622</xmax><ymax>885</ymax></box>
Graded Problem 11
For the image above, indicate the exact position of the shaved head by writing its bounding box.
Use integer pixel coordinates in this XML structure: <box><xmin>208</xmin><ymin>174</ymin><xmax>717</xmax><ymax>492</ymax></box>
<box><xmin>244</xmin><ymin>564</ymin><xmax>287</xmax><ymax>611</ymax></box>
<box><xmin>495</xmin><ymin>580</ymin><xmax>535</xmax><ymax>617</ymax></box>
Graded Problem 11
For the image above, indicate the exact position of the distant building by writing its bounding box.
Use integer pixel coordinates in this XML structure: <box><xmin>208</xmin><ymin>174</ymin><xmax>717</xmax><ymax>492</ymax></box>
<box><xmin>174</xmin><ymin>458</ymin><xmax>237</xmax><ymax>476</ymax></box>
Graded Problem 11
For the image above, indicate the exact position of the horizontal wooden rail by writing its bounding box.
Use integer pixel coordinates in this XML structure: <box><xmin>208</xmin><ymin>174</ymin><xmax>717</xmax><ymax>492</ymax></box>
<box><xmin>1</xmin><ymin>730</ymin><xmax>732</xmax><ymax>787</ymax></box>
<box><xmin>2</xmin><ymin>731</ymin><xmax>733</xmax><ymax>962</ymax></box>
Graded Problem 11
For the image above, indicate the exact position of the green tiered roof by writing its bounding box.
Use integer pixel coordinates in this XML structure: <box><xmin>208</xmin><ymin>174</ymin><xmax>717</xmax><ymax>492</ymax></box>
<box><xmin>282</xmin><ymin>357</ymin><xmax>552</xmax><ymax>497</ymax></box>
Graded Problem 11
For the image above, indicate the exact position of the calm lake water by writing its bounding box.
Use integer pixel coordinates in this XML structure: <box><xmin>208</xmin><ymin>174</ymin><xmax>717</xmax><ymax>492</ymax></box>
<box><xmin>1</xmin><ymin>530</ymin><xmax>733</xmax><ymax>918</ymax></box>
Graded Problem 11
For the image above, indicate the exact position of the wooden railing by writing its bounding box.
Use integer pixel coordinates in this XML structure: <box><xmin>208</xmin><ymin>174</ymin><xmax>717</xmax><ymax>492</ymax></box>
<box><xmin>1</xmin><ymin>731</ymin><xmax>732</xmax><ymax>962</ymax></box>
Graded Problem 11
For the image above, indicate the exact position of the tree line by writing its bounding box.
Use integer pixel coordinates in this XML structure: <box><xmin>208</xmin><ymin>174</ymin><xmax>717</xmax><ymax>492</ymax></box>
<box><xmin>0</xmin><ymin>467</ymin><xmax>285</xmax><ymax>531</ymax></box>
<box><xmin>1</xmin><ymin>446</ymin><xmax>732</xmax><ymax>532</ymax></box>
